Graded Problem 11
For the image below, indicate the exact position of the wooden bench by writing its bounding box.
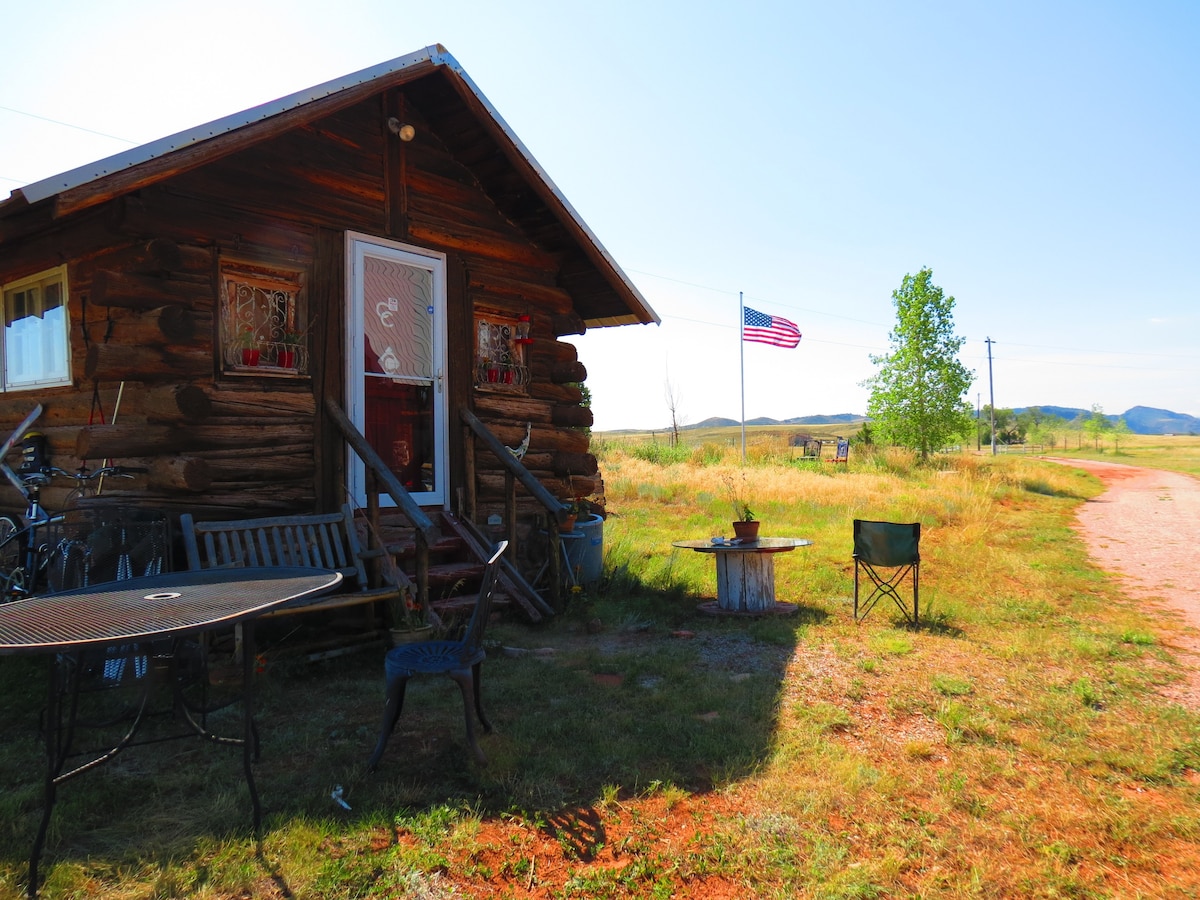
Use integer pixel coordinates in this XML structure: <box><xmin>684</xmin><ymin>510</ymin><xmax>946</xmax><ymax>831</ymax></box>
<box><xmin>179</xmin><ymin>504</ymin><xmax>405</xmax><ymax>622</ymax></box>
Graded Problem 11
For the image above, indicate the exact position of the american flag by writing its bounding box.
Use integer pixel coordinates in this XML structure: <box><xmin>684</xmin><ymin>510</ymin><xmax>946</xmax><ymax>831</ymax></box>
<box><xmin>743</xmin><ymin>306</ymin><xmax>801</xmax><ymax>349</ymax></box>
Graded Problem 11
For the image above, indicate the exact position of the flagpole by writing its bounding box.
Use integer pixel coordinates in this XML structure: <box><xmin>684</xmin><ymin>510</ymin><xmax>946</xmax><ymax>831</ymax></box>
<box><xmin>739</xmin><ymin>291</ymin><xmax>746</xmax><ymax>465</ymax></box>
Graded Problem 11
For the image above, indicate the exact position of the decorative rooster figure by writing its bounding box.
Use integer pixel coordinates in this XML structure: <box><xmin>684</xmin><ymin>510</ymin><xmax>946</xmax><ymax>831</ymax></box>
<box><xmin>506</xmin><ymin>422</ymin><xmax>531</xmax><ymax>461</ymax></box>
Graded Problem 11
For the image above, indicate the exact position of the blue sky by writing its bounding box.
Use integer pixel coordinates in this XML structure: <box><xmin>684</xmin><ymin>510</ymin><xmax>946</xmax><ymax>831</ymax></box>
<box><xmin>3</xmin><ymin>0</ymin><xmax>1196</xmax><ymax>430</ymax></box>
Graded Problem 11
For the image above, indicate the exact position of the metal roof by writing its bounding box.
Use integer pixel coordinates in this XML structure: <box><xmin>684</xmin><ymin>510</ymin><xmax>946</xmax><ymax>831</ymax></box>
<box><xmin>12</xmin><ymin>46</ymin><xmax>447</xmax><ymax>206</ymax></box>
<box><xmin>3</xmin><ymin>45</ymin><xmax>659</xmax><ymax>328</ymax></box>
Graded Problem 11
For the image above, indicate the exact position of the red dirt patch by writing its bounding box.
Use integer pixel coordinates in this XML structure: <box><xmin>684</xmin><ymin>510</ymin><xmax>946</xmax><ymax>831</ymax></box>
<box><xmin>395</xmin><ymin>793</ymin><xmax>750</xmax><ymax>898</ymax></box>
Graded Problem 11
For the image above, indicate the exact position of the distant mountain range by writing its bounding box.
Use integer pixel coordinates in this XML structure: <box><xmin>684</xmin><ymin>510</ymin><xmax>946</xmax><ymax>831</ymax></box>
<box><xmin>683</xmin><ymin>414</ymin><xmax>865</xmax><ymax>430</ymax></box>
<box><xmin>676</xmin><ymin>406</ymin><xmax>1199</xmax><ymax>435</ymax></box>
<box><xmin>1014</xmin><ymin>406</ymin><xmax>1200</xmax><ymax>435</ymax></box>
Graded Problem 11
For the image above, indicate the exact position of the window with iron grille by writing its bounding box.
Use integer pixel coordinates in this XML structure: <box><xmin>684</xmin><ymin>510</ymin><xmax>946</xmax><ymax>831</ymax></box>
<box><xmin>219</xmin><ymin>263</ymin><xmax>308</xmax><ymax>375</ymax></box>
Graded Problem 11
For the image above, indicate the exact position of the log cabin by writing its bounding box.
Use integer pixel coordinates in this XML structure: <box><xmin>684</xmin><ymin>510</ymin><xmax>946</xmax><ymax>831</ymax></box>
<box><xmin>0</xmin><ymin>45</ymin><xmax>658</xmax><ymax>621</ymax></box>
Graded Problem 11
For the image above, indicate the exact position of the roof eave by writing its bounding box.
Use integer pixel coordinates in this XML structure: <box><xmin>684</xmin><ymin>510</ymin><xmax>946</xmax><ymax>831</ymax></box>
<box><xmin>434</xmin><ymin>57</ymin><xmax>659</xmax><ymax>326</ymax></box>
<box><xmin>1</xmin><ymin>45</ymin><xmax>660</xmax><ymax>327</ymax></box>
<box><xmin>3</xmin><ymin>45</ymin><xmax>449</xmax><ymax>212</ymax></box>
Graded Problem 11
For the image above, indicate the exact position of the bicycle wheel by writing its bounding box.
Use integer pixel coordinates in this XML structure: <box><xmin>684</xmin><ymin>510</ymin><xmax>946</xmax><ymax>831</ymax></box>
<box><xmin>0</xmin><ymin>517</ymin><xmax>25</xmax><ymax>600</ymax></box>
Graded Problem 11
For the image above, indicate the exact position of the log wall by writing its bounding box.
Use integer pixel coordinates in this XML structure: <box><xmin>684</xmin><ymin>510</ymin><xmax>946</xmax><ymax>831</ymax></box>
<box><xmin>0</xmin><ymin>89</ymin><xmax>597</xmax><ymax>523</ymax></box>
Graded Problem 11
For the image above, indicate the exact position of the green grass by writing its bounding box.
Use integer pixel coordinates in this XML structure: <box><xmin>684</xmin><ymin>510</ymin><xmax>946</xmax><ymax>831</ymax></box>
<box><xmin>2</xmin><ymin>436</ymin><xmax>1199</xmax><ymax>897</ymax></box>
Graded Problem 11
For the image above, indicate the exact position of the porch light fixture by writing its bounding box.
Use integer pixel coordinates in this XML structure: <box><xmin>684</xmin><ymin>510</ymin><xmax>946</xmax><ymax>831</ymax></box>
<box><xmin>386</xmin><ymin>118</ymin><xmax>416</xmax><ymax>141</ymax></box>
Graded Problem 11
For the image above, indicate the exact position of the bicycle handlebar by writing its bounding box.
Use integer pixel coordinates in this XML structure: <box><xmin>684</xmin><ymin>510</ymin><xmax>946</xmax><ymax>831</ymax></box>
<box><xmin>15</xmin><ymin>465</ymin><xmax>148</xmax><ymax>486</ymax></box>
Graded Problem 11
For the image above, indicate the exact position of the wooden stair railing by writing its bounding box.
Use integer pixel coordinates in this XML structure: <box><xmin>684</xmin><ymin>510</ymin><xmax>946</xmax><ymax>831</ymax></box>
<box><xmin>460</xmin><ymin>407</ymin><xmax>572</xmax><ymax>609</ymax></box>
<box><xmin>324</xmin><ymin>398</ymin><xmax>439</xmax><ymax>610</ymax></box>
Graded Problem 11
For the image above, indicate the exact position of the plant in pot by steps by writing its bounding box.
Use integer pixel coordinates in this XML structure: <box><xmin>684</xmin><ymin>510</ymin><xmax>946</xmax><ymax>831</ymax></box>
<box><xmin>725</xmin><ymin>471</ymin><xmax>760</xmax><ymax>541</ymax></box>
<box><xmin>366</xmin><ymin>521</ymin><xmax>432</xmax><ymax>644</ymax></box>
<box><xmin>386</xmin><ymin>585</ymin><xmax>433</xmax><ymax>645</ymax></box>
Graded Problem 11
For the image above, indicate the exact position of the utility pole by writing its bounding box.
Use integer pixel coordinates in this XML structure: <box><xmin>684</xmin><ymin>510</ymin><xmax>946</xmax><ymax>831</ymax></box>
<box><xmin>985</xmin><ymin>337</ymin><xmax>996</xmax><ymax>456</ymax></box>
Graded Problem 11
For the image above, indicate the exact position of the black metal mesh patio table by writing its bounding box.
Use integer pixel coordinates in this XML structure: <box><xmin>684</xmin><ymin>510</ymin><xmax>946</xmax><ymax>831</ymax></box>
<box><xmin>0</xmin><ymin>566</ymin><xmax>342</xmax><ymax>897</ymax></box>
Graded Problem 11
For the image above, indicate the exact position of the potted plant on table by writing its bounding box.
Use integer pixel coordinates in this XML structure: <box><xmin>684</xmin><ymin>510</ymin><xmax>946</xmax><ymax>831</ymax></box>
<box><xmin>725</xmin><ymin>471</ymin><xmax>760</xmax><ymax>542</ymax></box>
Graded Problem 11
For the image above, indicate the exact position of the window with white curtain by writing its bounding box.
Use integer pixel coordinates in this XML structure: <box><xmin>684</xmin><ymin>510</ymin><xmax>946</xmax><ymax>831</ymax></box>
<box><xmin>2</xmin><ymin>266</ymin><xmax>71</xmax><ymax>391</ymax></box>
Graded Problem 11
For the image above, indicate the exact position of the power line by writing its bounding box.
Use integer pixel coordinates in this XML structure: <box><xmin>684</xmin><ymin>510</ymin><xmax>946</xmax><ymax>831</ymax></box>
<box><xmin>0</xmin><ymin>104</ymin><xmax>137</xmax><ymax>145</ymax></box>
<box><xmin>993</xmin><ymin>339</ymin><xmax>1195</xmax><ymax>361</ymax></box>
<box><xmin>964</xmin><ymin>351</ymin><xmax>1199</xmax><ymax>373</ymax></box>
<box><xmin>631</xmin><ymin>266</ymin><xmax>1193</xmax><ymax>368</ymax></box>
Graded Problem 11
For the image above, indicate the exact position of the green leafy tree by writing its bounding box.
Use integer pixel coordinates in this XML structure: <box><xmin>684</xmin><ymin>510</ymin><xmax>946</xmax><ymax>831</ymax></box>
<box><xmin>1111</xmin><ymin>416</ymin><xmax>1133</xmax><ymax>452</ymax></box>
<box><xmin>863</xmin><ymin>268</ymin><xmax>975</xmax><ymax>459</ymax></box>
<box><xmin>1024</xmin><ymin>409</ymin><xmax>1065</xmax><ymax>450</ymax></box>
<box><xmin>979</xmin><ymin>405</ymin><xmax>1023</xmax><ymax>445</ymax></box>
<box><xmin>1082</xmin><ymin>403</ymin><xmax>1110</xmax><ymax>450</ymax></box>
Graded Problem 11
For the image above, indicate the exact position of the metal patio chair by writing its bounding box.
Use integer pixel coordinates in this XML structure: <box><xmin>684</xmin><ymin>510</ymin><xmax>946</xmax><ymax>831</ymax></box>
<box><xmin>367</xmin><ymin>541</ymin><xmax>508</xmax><ymax>769</ymax></box>
<box><xmin>852</xmin><ymin>519</ymin><xmax>921</xmax><ymax>625</ymax></box>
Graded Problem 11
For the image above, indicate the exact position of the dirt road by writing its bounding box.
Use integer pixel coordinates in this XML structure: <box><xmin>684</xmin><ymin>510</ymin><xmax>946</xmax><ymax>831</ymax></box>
<box><xmin>1044</xmin><ymin>457</ymin><xmax>1200</xmax><ymax>709</ymax></box>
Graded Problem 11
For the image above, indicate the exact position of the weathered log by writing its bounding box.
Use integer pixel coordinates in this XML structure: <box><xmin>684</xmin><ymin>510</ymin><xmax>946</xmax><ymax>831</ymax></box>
<box><xmin>129</xmin><ymin>238</ymin><xmax>183</xmax><ymax>272</ymax></box>
<box><xmin>194</xmin><ymin>442</ymin><xmax>313</xmax><ymax>459</ymax></box>
<box><xmin>141</xmin><ymin>383</ymin><xmax>214</xmax><ymax>421</ymax></box>
<box><xmin>0</xmin><ymin>398</ymin><xmax>92</xmax><ymax>429</ymax></box>
<box><xmin>551</xmin><ymin>312</ymin><xmax>586</xmax><ymax>337</ymax></box>
<box><xmin>465</xmin><ymin>264</ymin><xmax>571</xmax><ymax>311</ymax></box>
<box><xmin>76</xmin><ymin>423</ymin><xmax>314</xmax><ymax>459</ymax></box>
<box><xmin>201</xmin><ymin>452</ymin><xmax>315</xmax><ymax>481</ymax></box>
<box><xmin>205</xmin><ymin>389</ymin><xmax>316</xmax><ymax>418</ymax></box>
<box><xmin>565</xmin><ymin>474</ymin><xmax>602</xmax><ymax>498</ymax></box>
<box><xmin>539</xmin><ymin>339</ymin><xmax>578</xmax><ymax>364</ymax></box>
<box><xmin>479</xmin><ymin>420</ymin><xmax>590</xmax><ymax>455</ymax></box>
<box><xmin>408</xmin><ymin>218</ymin><xmax>557</xmax><ymax>271</ymax></box>
<box><xmin>147</xmin><ymin>455</ymin><xmax>213</xmax><ymax>492</ymax></box>
<box><xmin>0</xmin><ymin>205</ymin><xmax>118</xmax><ymax>274</ymax></box>
<box><xmin>85</xmin><ymin>343</ymin><xmax>211</xmax><ymax>381</ymax></box>
<box><xmin>552</xmin><ymin>404</ymin><xmax>593</xmax><ymax>428</ymax></box>
<box><xmin>549</xmin><ymin>360</ymin><xmax>587</xmax><ymax>384</ymax></box>
<box><xmin>472</xmin><ymin>462</ymin><xmax>556</xmax><ymax>483</ymax></box>
<box><xmin>475</xmin><ymin>471</ymin><xmax>601</xmax><ymax>499</ymax></box>
<box><xmin>91</xmin><ymin>269</ymin><xmax>201</xmax><ymax>310</ymax></box>
<box><xmin>527</xmin><ymin>382</ymin><xmax>584</xmax><ymax>405</ymax></box>
<box><xmin>473</xmin><ymin>393</ymin><xmax>555</xmax><ymax>424</ymax></box>
<box><xmin>515</xmin><ymin>451</ymin><xmax>555</xmax><ymax>472</ymax></box>
<box><xmin>157</xmin><ymin>487</ymin><xmax>314</xmax><ymax>510</ymax></box>
<box><xmin>552</xmin><ymin>451</ymin><xmax>599</xmax><ymax>477</ymax></box>
<box><xmin>116</xmin><ymin>238</ymin><xmax>212</xmax><ymax>276</ymax></box>
<box><xmin>104</xmin><ymin>305</ymin><xmax>203</xmax><ymax>344</ymax></box>
<box><xmin>117</xmin><ymin>193</ymin><xmax>316</xmax><ymax>261</ymax></box>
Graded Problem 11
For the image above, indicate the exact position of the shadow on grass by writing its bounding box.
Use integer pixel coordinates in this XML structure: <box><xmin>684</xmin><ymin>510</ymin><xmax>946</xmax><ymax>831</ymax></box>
<box><xmin>0</xmin><ymin>586</ymin><xmax>799</xmax><ymax>891</ymax></box>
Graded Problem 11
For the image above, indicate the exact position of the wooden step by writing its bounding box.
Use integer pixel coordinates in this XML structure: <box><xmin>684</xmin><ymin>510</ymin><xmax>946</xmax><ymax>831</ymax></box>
<box><xmin>387</xmin><ymin>532</ymin><xmax>465</xmax><ymax>559</ymax></box>
<box><xmin>427</xmin><ymin>560</ymin><xmax>485</xmax><ymax>589</ymax></box>
<box><xmin>431</xmin><ymin>590</ymin><xmax>511</xmax><ymax>617</ymax></box>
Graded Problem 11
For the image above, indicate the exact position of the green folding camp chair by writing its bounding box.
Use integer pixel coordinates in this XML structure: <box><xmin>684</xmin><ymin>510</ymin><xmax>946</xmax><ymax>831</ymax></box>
<box><xmin>852</xmin><ymin>519</ymin><xmax>921</xmax><ymax>625</ymax></box>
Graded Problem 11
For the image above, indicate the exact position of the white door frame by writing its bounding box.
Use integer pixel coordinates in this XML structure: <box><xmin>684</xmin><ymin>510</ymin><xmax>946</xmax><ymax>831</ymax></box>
<box><xmin>345</xmin><ymin>232</ymin><xmax>448</xmax><ymax>509</ymax></box>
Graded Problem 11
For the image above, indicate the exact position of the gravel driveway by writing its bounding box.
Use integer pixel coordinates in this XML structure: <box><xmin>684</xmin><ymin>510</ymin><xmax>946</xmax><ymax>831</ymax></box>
<box><xmin>1045</xmin><ymin>457</ymin><xmax>1200</xmax><ymax>709</ymax></box>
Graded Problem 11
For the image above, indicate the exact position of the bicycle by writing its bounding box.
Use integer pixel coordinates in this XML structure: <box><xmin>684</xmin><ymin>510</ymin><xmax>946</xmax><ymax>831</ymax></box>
<box><xmin>0</xmin><ymin>405</ymin><xmax>152</xmax><ymax>601</ymax></box>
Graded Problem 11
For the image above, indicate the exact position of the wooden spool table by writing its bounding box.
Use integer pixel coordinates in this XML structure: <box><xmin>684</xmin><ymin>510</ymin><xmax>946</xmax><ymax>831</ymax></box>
<box><xmin>673</xmin><ymin>537</ymin><xmax>812</xmax><ymax>615</ymax></box>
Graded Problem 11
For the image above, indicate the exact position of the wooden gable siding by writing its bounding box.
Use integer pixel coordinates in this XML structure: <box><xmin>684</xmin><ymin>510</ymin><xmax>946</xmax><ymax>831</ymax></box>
<box><xmin>0</xmin><ymin>90</ymin><xmax>597</xmax><ymax>521</ymax></box>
